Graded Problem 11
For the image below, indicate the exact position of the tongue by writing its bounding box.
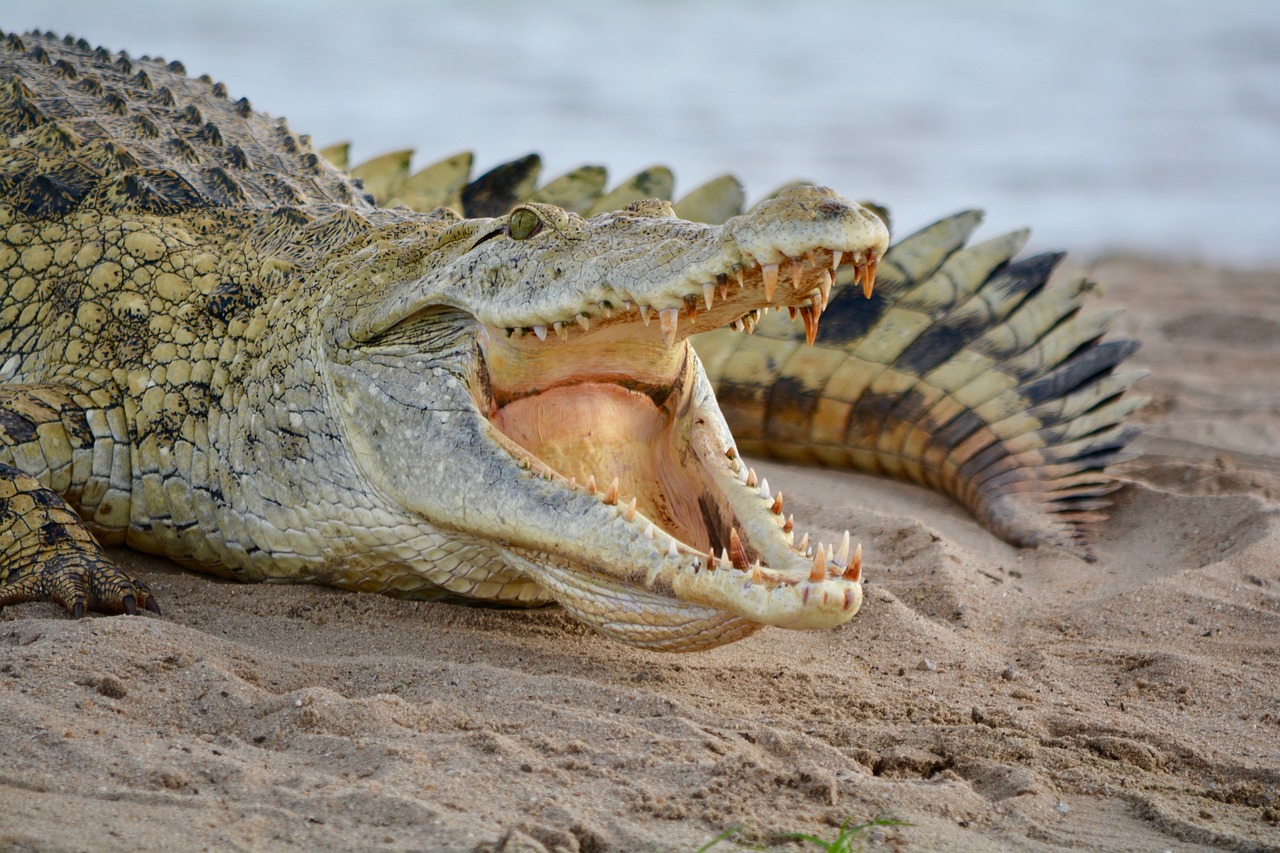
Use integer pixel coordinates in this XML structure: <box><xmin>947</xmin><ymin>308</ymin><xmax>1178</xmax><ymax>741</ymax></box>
<box><xmin>492</xmin><ymin>382</ymin><xmax>711</xmax><ymax>553</ymax></box>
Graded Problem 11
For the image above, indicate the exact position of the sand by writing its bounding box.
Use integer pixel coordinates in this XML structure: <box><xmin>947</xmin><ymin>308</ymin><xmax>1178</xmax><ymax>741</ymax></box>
<box><xmin>1</xmin><ymin>257</ymin><xmax>1277</xmax><ymax>852</ymax></box>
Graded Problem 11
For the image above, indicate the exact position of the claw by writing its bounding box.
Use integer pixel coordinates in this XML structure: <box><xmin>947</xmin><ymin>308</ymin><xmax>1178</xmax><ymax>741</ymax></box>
<box><xmin>123</xmin><ymin>595</ymin><xmax>137</xmax><ymax>616</ymax></box>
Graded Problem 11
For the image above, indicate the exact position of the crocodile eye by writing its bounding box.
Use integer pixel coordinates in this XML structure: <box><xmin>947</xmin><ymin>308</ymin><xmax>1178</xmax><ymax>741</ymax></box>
<box><xmin>509</xmin><ymin>208</ymin><xmax>543</xmax><ymax>241</ymax></box>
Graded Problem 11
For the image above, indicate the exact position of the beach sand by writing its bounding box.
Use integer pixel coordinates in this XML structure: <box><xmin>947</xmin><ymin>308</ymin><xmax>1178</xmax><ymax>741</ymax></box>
<box><xmin>1</xmin><ymin>257</ymin><xmax>1277</xmax><ymax>852</ymax></box>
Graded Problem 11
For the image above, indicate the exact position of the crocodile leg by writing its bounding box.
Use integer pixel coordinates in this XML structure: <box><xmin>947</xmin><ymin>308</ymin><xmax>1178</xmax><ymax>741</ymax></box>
<box><xmin>0</xmin><ymin>385</ymin><xmax>157</xmax><ymax>616</ymax></box>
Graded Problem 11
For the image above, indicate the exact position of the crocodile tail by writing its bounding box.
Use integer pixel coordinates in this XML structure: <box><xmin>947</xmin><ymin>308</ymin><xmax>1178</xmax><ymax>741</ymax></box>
<box><xmin>693</xmin><ymin>212</ymin><xmax>1147</xmax><ymax>550</ymax></box>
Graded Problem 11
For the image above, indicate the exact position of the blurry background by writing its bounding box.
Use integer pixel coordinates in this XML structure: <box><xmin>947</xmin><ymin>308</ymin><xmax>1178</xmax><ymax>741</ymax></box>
<box><xmin>8</xmin><ymin>0</ymin><xmax>1279</xmax><ymax>265</ymax></box>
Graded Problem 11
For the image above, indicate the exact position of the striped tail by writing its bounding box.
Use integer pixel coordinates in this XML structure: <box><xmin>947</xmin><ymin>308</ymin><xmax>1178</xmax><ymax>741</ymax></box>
<box><xmin>693</xmin><ymin>212</ymin><xmax>1147</xmax><ymax>550</ymax></box>
<box><xmin>338</xmin><ymin>146</ymin><xmax>1147</xmax><ymax>549</ymax></box>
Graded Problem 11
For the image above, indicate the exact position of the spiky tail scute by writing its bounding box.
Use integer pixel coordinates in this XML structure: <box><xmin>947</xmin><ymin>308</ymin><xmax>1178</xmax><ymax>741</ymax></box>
<box><xmin>695</xmin><ymin>212</ymin><xmax>1146</xmax><ymax>550</ymax></box>
<box><xmin>342</xmin><ymin>146</ymin><xmax>1145</xmax><ymax>550</ymax></box>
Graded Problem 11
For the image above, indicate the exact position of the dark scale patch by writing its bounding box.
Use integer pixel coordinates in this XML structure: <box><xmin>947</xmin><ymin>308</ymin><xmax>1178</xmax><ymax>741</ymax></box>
<box><xmin>930</xmin><ymin>409</ymin><xmax>987</xmax><ymax>455</ymax></box>
<box><xmin>988</xmin><ymin>252</ymin><xmax>1063</xmax><ymax>303</ymax></box>
<box><xmin>99</xmin><ymin>169</ymin><xmax>207</xmax><ymax>215</ymax></box>
<box><xmin>765</xmin><ymin>375</ymin><xmax>823</xmax><ymax>447</ymax></box>
<box><xmin>26</xmin><ymin>45</ymin><xmax>51</xmax><ymax>65</ymax></box>
<box><xmin>178</xmin><ymin>104</ymin><xmax>203</xmax><ymax>126</ymax></box>
<box><xmin>895</xmin><ymin>318</ymin><xmax>987</xmax><ymax>377</ymax></box>
<box><xmin>813</xmin><ymin>286</ymin><xmax>890</xmax><ymax>347</ymax></box>
<box><xmin>152</xmin><ymin>87</ymin><xmax>176</xmax><ymax>107</ymax></box>
<box><xmin>166</xmin><ymin>60</ymin><xmax>185</xmax><ymax>75</ymax></box>
<box><xmin>52</xmin><ymin>58</ymin><xmax>77</xmax><ymax>80</ymax></box>
<box><xmin>102</xmin><ymin>91</ymin><xmax>128</xmax><ymax>115</ymax></box>
<box><xmin>874</xmin><ymin>387</ymin><xmax>936</xmax><ymax>451</ymax></box>
<box><xmin>0</xmin><ymin>408</ymin><xmax>40</xmax><ymax>445</ymax></box>
<box><xmin>234</xmin><ymin>97</ymin><xmax>251</xmax><ymax>118</ymax></box>
<box><xmin>195</xmin><ymin>121</ymin><xmax>223</xmax><ymax>147</ymax></box>
<box><xmin>4</xmin><ymin>34</ymin><xmax>27</xmax><ymax>52</ymax></box>
<box><xmin>714</xmin><ymin>382</ymin><xmax>768</xmax><ymax>443</ymax></box>
<box><xmin>80</xmin><ymin>139</ymin><xmax>141</xmax><ymax>172</ymax></box>
<box><xmin>210</xmin><ymin>81</ymin><xmax>228</xmax><ymax>99</ymax></box>
<box><xmin>0</xmin><ymin>89</ymin><xmax>46</xmax><ymax>134</ymax></box>
<box><xmin>16</xmin><ymin>173</ymin><xmax>85</xmax><ymax>218</ymax></box>
<box><xmin>227</xmin><ymin>144</ymin><xmax>252</xmax><ymax>170</ymax></box>
<box><xmin>130</xmin><ymin>69</ymin><xmax>153</xmax><ymax>90</ymax></box>
<box><xmin>462</xmin><ymin>154</ymin><xmax>542</xmax><ymax>218</ymax></box>
<box><xmin>27</xmin><ymin>122</ymin><xmax>83</xmax><ymax>155</ymax></box>
<box><xmin>204</xmin><ymin>166</ymin><xmax>246</xmax><ymax>206</ymax></box>
<box><xmin>204</xmin><ymin>281</ymin><xmax>258</xmax><ymax>323</ymax></box>
<box><xmin>40</xmin><ymin>519</ymin><xmax>75</xmax><ymax>546</ymax></box>
<box><xmin>955</xmin><ymin>437</ymin><xmax>1013</xmax><ymax>487</ymax></box>
<box><xmin>90</xmin><ymin>47</ymin><xmax>111</xmax><ymax>64</ymax></box>
<box><xmin>112</xmin><ymin>55</ymin><xmax>132</xmax><ymax>74</ymax></box>
<box><xmin>270</xmin><ymin>206</ymin><xmax>313</xmax><ymax>227</ymax></box>
<box><xmin>845</xmin><ymin>389</ymin><xmax>908</xmax><ymax>448</ymax></box>
<box><xmin>168</xmin><ymin>137</ymin><xmax>202</xmax><ymax>165</ymax></box>
<box><xmin>75</xmin><ymin>38</ymin><xmax>90</xmax><ymax>51</ymax></box>
<box><xmin>131</xmin><ymin>114</ymin><xmax>160</xmax><ymax>139</ymax></box>
<box><xmin>73</xmin><ymin>75</ymin><xmax>104</xmax><ymax>97</ymax></box>
<box><xmin>266</xmin><ymin>175</ymin><xmax>306</xmax><ymax>206</ymax></box>
<box><xmin>1019</xmin><ymin>340</ymin><xmax>1140</xmax><ymax>405</ymax></box>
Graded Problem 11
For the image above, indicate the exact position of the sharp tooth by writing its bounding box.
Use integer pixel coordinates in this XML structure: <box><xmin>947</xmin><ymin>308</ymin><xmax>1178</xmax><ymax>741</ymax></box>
<box><xmin>738</xmin><ymin>466</ymin><xmax>749</xmax><ymax>484</ymax></box>
<box><xmin>729</xmin><ymin>527</ymin><xmax>750</xmax><ymax>570</ymax></box>
<box><xmin>553</xmin><ymin>321</ymin><xmax>568</xmax><ymax>340</ymax></box>
<box><xmin>751</xmin><ymin>562</ymin><xmax>764</xmax><ymax>584</ymax></box>
<box><xmin>707</xmin><ymin>552</ymin><xmax>718</xmax><ymax>570</ymax></box>
<box><xmin>586</xmin><ymin>474</ymin><xmax>597</xmax><ymax>495</ymax></box>
<box><xmin>624</xmin><ymin>497</ymin><xmax>637</xmax><ymax>522</ymax></box>
<box><xmin>667</xmin><ymin>538</ymin><xmax>678</xmax><ymax>558</ymax></box>
<box><xmin>791</xmin><ymin>259</ymin><xmax>803</xmax><ymax>291</ymax></box>
<box><xmin>836</xmin><ymin>530</ymin><xmax>851</xmax><ymax>566</ymax></box>
<box><xmin>576</xmin><ymin>313</ymin><xmax>591</xmax><ymax>331</ymax></box>
<box><xmin>864</xmin><ymin>257</ymin><xmax>878</xmax><ymax>297</ymax></box>
<box><xmin>719</xmin><ymin>283</ymin><xmax>728</xmax><ymax>300</ymax></box>
<box><xmin>732</xmin><ymin>318</ymin><xmax>744</xmax><ymax>332</ymax></box>
<box><xmin>622</xmin><ymin>300</ymin><xmax>633</xmax><ymax>312</ymax></box>
<box><xmin>798</xmin><ymin>532</ymin><xmax>809</xmax><ymax>553</ymax></box>
<box><xmin>758</xmin><ymin>478</ymin><xmax>770</xmax><ymax>500</ymax></box>
<box><xmin>783</xmin><ymin>514</ymin><xmax>794</xmax><ymax>534</ymax></box>
<box><xmin>567</xmin><ymin>476</ymin><xmax>576</xmax><ymax>490</ymax></box>
<box><xmin>745</xmin><ymin>467</ymin><xmax>758</xmax><ymax>488</ymax></box>
<box><xmin>735</xmin><ymin>268</ymin><xmax>744</xmax><ymax>289</ymax></box>
<box><xmin>659</xmin><ymin>307</ymin><xmax>680</xmax><ymax>348</ymax></box>
<box><xmin>604</xmin><ymin>477</ymin><xmax>619</xmax><ymax>505</ymax></box>
<box><xmin>831</xmin><ymin>249</ymin><xmax>843</xmax><ymax>271</ymax></box>
<box><xmin>800</xmin><ymin>305</ymin><xmax>818</xmax><ymax>345</ymax></box>
<box><xmin>809</xmin><ymin>547</ymin><xmax>826</xmax><ymax>582</ymax></box>
<box><xmin>762</xmin><ymin>263</ymin><xmax>778</xmax><ymax>302</ymax></box>
<box><xmin>639</xmin><ymin>305</ymin><xmax>651</xmax><ymax>326</ymax></box>
<box><xmin>720</xmin><ymin>547</ymin><xmax>730</xmax><ymax>568</ymax></box>
<box><xmin>819</xmin><ymin>269</ymin><xmax>833</xmax><ymax>308</ymax></box>
<box><xmin>532</xmin><ymin>325</ymin><xmax>547</xmax><ymax>341</ymax></box>
<box><xmin>684</xmin><ymin>295</ymin><xmax>699</xmax><ymax>321</ymax></box>
<box><xmin>770</xmin><ymin>491</ymin><xmax>784</xmax><ymax>515</ymax></box>
<box><xmin>600</xmin><ymin>303</ymin><xmax>612</xmax><ymax>319</ymax></box>
<box><xmin>703</xmin><ymin>282</ymin><xmax>715</xmax><ymax>311</ymax></box>
<box><xmin>644</xmin><ymin>523</ymin><xmax>654</xmax><ymax>540</ymax></box>
<box><xmin>843</xmin><ymin>544</ymin><xmax>862</xmax><ymax>581</ymax></box>
<box><xmin>788</xmin><ymin>306</ymin><xmax>797</xmax><ymax>320</ymax></box>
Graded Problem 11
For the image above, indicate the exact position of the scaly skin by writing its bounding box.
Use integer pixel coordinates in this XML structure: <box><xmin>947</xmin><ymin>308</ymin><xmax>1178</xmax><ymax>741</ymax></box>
<box><xmin>0</xmin><ymin>30</ymin><xmax>898</xmax><ymax>650</ymax></box>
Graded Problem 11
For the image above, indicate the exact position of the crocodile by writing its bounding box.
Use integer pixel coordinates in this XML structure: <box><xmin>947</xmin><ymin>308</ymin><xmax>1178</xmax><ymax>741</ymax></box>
<box><xmin>0</xmin><ymin>30</ymin><xmax>1143</xmax><ymax>650</ymax></box>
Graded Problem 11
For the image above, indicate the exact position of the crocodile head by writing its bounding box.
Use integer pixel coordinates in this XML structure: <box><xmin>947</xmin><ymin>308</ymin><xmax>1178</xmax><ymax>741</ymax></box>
<box><xmin>325</xmin><ymin>186</ymin><xmax>889</xmax><ymax>650</ymax></box>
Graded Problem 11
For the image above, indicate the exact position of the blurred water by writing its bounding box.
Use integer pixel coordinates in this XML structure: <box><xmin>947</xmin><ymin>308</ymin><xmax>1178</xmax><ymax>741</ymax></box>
<box><xmin>10</xmin><ymin>0</ymin><xmax>1280</xmax><ymax>265</ymax></box>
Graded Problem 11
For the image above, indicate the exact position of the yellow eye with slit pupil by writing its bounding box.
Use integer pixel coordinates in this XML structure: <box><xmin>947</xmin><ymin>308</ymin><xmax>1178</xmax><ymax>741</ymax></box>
<box><xmin>509</xmin><ymin>208</ymin><xmax>542</xmax><ymax>241</ymax></box>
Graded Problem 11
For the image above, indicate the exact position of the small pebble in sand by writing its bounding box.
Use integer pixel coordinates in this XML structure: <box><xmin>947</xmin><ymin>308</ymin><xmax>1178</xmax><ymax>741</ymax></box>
<box><xmin>917</xmin><ymin>659</ymin><xmax>936</xmax><ymax>672</ymax></box>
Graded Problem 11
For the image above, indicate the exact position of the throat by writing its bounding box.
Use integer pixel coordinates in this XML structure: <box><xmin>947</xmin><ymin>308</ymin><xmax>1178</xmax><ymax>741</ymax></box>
<box><xmin>491</xmin><ymin>381</ymin><xmax>713</xmax><ymax>553</ymax></box>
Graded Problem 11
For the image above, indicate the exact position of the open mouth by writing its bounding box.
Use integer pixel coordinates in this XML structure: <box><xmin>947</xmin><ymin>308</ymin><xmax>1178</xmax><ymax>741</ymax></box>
<box><xmin>476</xmin><ymin>247</ymin><xmax>877</xmax><ymax>597</ymax></box>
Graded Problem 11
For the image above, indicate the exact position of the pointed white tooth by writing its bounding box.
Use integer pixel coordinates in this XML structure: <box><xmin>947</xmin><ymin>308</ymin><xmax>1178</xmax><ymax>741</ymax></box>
<box><xmin>791</xmin><ymin>259</ymin><xmax>803</xmax><ymax>291</ymax></box>
<box><xmin>624</xmin><ymin>497</ymin><xmax>637</xmax><ymax>522</ymax></box>
<box><xmin>820</xmin><ymin>269</ymin><xmax>833</xmax><ymax>307</ymax></box>
<box><xmin>719</xmin><ymin>282</ymin><xmax>729</xmax><ymax>300</ymax></box>
<box><xmin>554</xmin><ymin>321</ymin><xmax>568</xmax><ymax>340</ymax></box>
<box><xmin>831</xmin><ymin>249</ymin><xmax>843</xmax><ymax>272</ymax></box>
<box><xmin>732</xmin><ymin>318</ymin><xmax>745</xmax><ymax>332</ymax></box>
<box><xmin>837</xmin><ymin>530</ymin><xmax>851</xmax><ymax>566</ymax></box>
<box><xmin>735</xmin><ymin>268</ymin><xmax>744</xmax><ymax>289</ymax></box>
<box><xmin>576</xmin><ymin>313</ymin><xmax>591</xmax><ymax>331</ymax></box>
<box><xmin>667</xmin><ymin>539</ymin><xmax>678</xmax><ymax>558</ymax></box>
<box><xmin>639</xmin><ymin>304</ymin><xmax>651</xmax><ymax>326</ymax></box>
<box><xmin>586</xmin><ymin>474</ymin><xmax>598</xmax><ymax>494</ymax></box>
<box><xmin>623</xmin><ymin>300</ymin><xmax>633</xmax><ymax>312</ymax></box>
<box><xmin>532</xmin><ymin>325</ymin><xmax>547</xmax><ymax>341</ymax></box>
<box><xmin>720</xmin><ymin>547</ymin><xmax>731</xmax><ymax>567</ymax></box>
<box><xmin>644</xmin><ymin>523</ymin><xmax>655</xmax><ymax>540</ymax></box>
<box><xmin>758</xmin><ymin>478</ymin><xmax>771</xmax><ymax>500</ymax></box>
<box><xmin>745</xmin><ymin>467</ymin><xmax>758</xmax><ymax>488</ymax></box>
<box><xmin>738</xmin><ymin>466</ymin><xmax>749</xmax><ymax>484</ymax></box>
<box><xmin>703</xmin><ymin>282</ymin><xmax>715</xmax><ymax>311</ymax></box>
<box><xmin>762</xmin><ymin>263</ymin><xmax>778</xmax><ymax>302</ymax></box>
<box><xmin>798</xmin><ymin>532</ymin><xmax>809</xmax><ymax>553</ymax></box>
<box><xmin>659</xmin><ymin>307</ymin><xmax>679</xmax><ymax>348</ymax></box>
<box><xmin>600</xmin><ymin>303</ymin><xmax>612</xmax><ymax>319</ymax></box>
